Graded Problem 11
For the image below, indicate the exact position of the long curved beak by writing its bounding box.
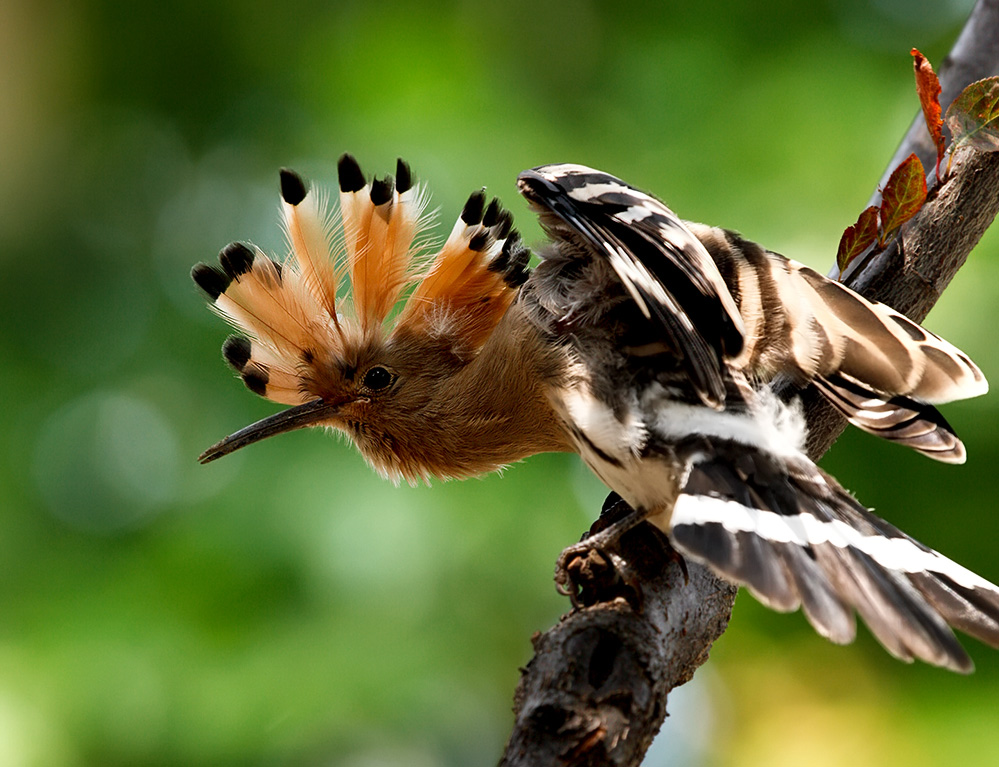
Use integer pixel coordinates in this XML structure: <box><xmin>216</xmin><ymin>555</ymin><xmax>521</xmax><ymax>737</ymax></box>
<box><xmin>199</xmin><ymin>398</ymin><xmax>340</xmax><ymax>464</ymax></box>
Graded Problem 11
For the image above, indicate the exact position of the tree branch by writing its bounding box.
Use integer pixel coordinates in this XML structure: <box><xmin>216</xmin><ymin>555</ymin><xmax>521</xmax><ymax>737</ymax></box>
<box><xmin>501</xmin><ymin>2</ymin><xmax>999</xmax><ymax>764</ymax></box>
<box><xmin>501</xmin><ymin>500</ymin><xmax>737</xmax><ymax>767</ymax></box>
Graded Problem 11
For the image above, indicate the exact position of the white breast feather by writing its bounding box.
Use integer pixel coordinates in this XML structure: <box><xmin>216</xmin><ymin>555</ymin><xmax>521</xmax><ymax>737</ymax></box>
<box><xmin>560</xmin><ymin>385</ymin><xmax>648</xmax><ymax>459</ymax></box>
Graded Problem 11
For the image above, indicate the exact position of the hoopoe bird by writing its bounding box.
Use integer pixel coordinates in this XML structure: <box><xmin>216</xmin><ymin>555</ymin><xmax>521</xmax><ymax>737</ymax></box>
<box><xmin>193</xmin><ymin>155</ymin><xmax>999</xmax><ymax>672</ymax></box>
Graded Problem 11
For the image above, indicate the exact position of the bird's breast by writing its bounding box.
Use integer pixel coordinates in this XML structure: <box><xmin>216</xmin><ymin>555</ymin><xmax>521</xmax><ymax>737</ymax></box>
<box><xmin>552</xmin><ymin>375</ymin><xmax>809</xmax><ymax>529</ymax></box>
<box><xmin>554</xmin><ymin>381</ymin><xmax>683</xmax><ymax>515</ymax></box>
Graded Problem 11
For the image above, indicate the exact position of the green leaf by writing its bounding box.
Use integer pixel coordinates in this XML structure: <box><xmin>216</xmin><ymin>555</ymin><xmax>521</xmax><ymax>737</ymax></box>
<box><xmin>945</xmin><ymin>77</ymin><xmax>999</xmax><ymax>154</ymax></box>
<box><xmin>879</xmin><ymin>153</ymin><xmax>927</xmax><ymax>243</ymax></box>
<box><xmin>836</xmin><ymin>206</ymin><xmax>879</xmax><ymax>273</ymax></box>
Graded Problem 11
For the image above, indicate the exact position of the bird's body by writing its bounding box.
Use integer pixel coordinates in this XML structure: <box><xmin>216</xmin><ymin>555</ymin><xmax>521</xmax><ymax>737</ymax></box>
<box><xmin>194</xmin><ymin>156</ymin><xmax>999</xmax><ymax>672</ymax></box>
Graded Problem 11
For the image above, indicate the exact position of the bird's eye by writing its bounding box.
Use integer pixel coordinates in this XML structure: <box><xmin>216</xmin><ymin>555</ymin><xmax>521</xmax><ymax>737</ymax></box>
<box><xmin>362</xmin><ymin>365</ymin><xmax>395</xmax><ymax>392</ymax></box>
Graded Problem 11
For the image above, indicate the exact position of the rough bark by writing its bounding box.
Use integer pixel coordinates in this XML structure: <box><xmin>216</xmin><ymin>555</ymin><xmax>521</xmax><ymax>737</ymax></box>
<box><xmin>501</xmin><ymin>2</ymin><xmax>999</xmax><ymax>764</ymax></box>
<box><xmin>501</xmin><ymin>500</ymin><xmax>737</xmax><ymax>767</ymax></box>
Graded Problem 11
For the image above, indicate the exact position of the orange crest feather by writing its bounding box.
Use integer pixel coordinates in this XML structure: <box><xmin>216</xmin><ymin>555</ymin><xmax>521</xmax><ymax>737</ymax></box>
<box><xmin>192</xmin><ymin>155</ymin><xmax>531</xmax><ymax>406</ymax></box>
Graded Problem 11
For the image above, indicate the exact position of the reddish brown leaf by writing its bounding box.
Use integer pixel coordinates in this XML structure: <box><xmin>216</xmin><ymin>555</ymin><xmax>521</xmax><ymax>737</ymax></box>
<box><xmin>911</xmin><ymin>49</ymin><xmax>945</xmax><ymax>179</ymax></box>
<box><xmin>945</xmin><ymin>76</ymin><xmax>999</xmax><ymax>154</ymax></box>
<box><xmin>836</xmin><ymin>206</ymin><xmax>879</xmax><ymax>273</ymax></box>
<box><xmin>879</xmin><ymin>153</ymin><xmax>927</xmax><ymax>243</ymax></box>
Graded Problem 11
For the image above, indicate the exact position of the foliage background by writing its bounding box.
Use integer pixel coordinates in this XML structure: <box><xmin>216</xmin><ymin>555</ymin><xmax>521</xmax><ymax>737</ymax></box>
<box><xmin>2</xmin><ymin>0</ymin><xmax>998</xmax><ymax>764</ymax></box>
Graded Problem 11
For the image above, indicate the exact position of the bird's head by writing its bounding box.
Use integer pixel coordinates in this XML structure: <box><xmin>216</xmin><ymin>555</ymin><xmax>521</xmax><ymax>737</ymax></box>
<box><xmin>192</xmin><ymin>155</ymin><xmax>531</xmax><ymax>481</ymax></box>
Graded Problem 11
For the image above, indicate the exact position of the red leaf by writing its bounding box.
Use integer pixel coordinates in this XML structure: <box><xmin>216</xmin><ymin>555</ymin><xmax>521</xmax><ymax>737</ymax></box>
<box><xmin>879</xmin><ymin>153</ymin><xmax>927</xmax><ymax>242</ymax></box>
<box><xmin>945</xmin><ymin>76</ymin><xmax>999</xmax><ymax>154</ymax></box>
<box><xmin>911</xmin><ymin>49</ymin><xmax>945</xmax><ymax>179</ymax></box>
<box><xmin>836</xmin><ymin>206</ymin><xmax>879</xmax><ymax>273</ymax></box>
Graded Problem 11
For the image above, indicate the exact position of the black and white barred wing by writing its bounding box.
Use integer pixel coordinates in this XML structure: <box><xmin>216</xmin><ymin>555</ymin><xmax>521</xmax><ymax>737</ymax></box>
<box><xmin>517</xmin><ymin>164</ymin><xmax>744</xmax><ymax>409</ymax></box>
<box><xmin>669</xmin><ymin>438</ymin><xmax>999</xmax><ymax>672</ymax></box>
<box><xmin>788</xmin><ymin>263</ymin><xmax>986</xmax><ymax>463</ymax></box>
<box><xmin>689</xmin><ymin>225</ymin><xmax>988</xmax><ymax>462</ymax></box>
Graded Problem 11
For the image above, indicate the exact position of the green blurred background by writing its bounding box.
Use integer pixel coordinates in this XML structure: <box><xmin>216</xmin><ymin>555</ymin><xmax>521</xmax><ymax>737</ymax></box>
<box><xmin>3</xmin><ymin>0</ymin><xmax>999</xmax><ymax>764</ymax></box>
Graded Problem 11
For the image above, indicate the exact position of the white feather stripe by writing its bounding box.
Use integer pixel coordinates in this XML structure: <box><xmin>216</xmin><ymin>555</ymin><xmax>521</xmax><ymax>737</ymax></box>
<box><xmin>656</xmin><ymin>219</ymin><xmax>744</xmax><ymax>335</ymax></box>
<box><xmin>729</xmin><ymin>258</ymin><xmax>764</xmax><ymax>369</ymax></box>
<box><xmin>444</xmin><ymin>217</ymin><xmax>471</xmax><ymax>246</ymax></box>
<box><xmin>767</xmin><ymin>263</ymin><xmax>825</xmax><ymax>377</ymax></box>
<box><xmin>872</xmin><ymin>310</ymin><xmax>988</xmax><ymax>400</ymax></box>
<box><xmin>607</xmin><ymin>250</ymin><xmax>659</xmax><ymax>319</ymax></box>
<box><xmin>671</xmin><ymin>494</ymin><xmax>998</xmax><ymax>592</ymax></box>
<box><xmin>615</xmin><ymin>205</ymin><xmax>654</xmax><ymax>223</ymax></box>
<box><xmin>559</xmin><ymin>385</ymin><xmax>648</xmax><ymax>459</ymax></box>
<box><xmin>529</xmin><ymin>163</ymin><xmax>744</xmax><ymax>340</ymax></box>
<box><xmin>816</xmin><ymin>304</ymin><xmax>923</xmax><ymax>395</ymax></box>
<box><xmin>643</xmin><ymin>385</ymin><xmax>807</xmax><ymax>458</ymax></box>
<box><xmin>566</xmin><ymin>180</ymin><xmax>638</xmax><ymax>203</ymax></box>
<box><xmin>535</xmin><ymin>163</ymin><xmax>592</xmax><ymax>181</ymax></box>
<box><xmin>783</xmin><ymin>269</ymin><xmax>849</xmax><ymax>370</ymax></box>
<box><xmin>846</xmin><ymin>406</ymin><xmax>916</xmax><ymax>423</ymax></box>
<box><xmin>914</xmin><ymin>340</ymin><xmax>989</xmax><ymax>401</ymax></box>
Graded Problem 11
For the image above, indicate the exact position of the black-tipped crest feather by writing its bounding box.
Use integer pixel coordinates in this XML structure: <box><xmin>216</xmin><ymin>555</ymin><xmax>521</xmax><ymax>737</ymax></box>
<box><xmin>219</xmin><ymin>242</ymin><xmax>255</xmax><ymax>279</ymax></box>
<box><xmin>337</xmin><ymin>153</ymin><xmax>366</xmax><ymax>193</ymax></box>
<box><xmin>279</xmin><ymin>169</ymin><xmax>307</xmax><ymax>206</ymax></box>
<box><xmin>461</xmin><ymin>190</ymin><xmax>486</xmax><ymax>225</ymax></box>
<box><xmin>222</xmin><ymin>335</ymin><xmax>252</xmax><ymax>371</ymax></box>
<box><xmin>395</xmin><ymin>158</ymin><xmax>412</xmax><ymax>194</ymax></box>
<box><xmin>370</xmin><ymin>176</ymin><xmax>394</xmax><ymax>206</ymax></box>
<box><xmin>192</xmin><ymin>263</ymin><xmax>229</xmax><ymax>300</ymax></box>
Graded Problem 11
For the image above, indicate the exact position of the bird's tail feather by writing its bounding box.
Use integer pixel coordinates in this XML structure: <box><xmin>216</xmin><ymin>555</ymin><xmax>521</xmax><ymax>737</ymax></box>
<box><xmin>670</xmin><ymin>440</ymin><xmax>999</xmax><ymax>672</ymax></box>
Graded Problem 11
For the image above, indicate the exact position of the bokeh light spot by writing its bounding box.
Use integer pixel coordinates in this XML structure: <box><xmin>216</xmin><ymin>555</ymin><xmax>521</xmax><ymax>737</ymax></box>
<box><xmin>33</xmin><ymin>391</ymin><xmax>181</xmax><ymax>534</ymax></box>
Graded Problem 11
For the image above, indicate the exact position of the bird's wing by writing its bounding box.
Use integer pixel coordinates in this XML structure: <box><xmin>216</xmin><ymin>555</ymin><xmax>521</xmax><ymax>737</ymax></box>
<box><xmin>686</xmin><ymin>225</ymin><xmax>988</xmax><ymax>462</ymax></box>
<box><xmin>669</xmin><ymin>435</ymin><xmax>999</xmax><ymax>672</ymax></box>
<box><xmin>518</xmin><ymin>164</ymin><xmax>744</xmax><ymax>409</ymax></box>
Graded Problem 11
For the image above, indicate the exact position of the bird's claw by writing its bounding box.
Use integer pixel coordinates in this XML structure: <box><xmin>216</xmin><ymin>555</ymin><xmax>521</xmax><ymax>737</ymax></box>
<box><xmin>554</xmin><ymin>537</ymin><xmax>640</xmax><ymax>608</ymax></box>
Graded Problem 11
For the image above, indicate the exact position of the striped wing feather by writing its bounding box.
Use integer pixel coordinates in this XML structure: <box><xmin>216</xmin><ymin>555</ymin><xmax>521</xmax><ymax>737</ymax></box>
<box><xmin>670</xmin><ymin>439</ymin><xmax>999</xmax><ymax>672</ymax></box>
<box><xmin>688</xmin><ymin>224</ymin><xmax>987</xmax><ymax>462</ymax></box>
<box><xmin>517</xmin><ymin>165</ymin><xmax>745</xmax><ymax>410</ymax></box>
<box><xmin>786</xmin><ymin>263</ymin><xmax>985</xmax><ymax>462</ymax></box>
<box><xmin>812</xmin><ymin>372</ymin><xmax>967</xmax><ymax>462</ymax></box>
<box><xmin>513</xmin><ymin>165</ymin><xmax>995</xmax><ymax>670</ymax></box>
<box><xmin>794</xmin><ymin>264</ymin><xmax>986</xmax><ymax>403</ymax></box>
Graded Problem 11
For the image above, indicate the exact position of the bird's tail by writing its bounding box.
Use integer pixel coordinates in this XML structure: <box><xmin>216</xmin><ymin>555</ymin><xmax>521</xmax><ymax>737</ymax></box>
<box><xmin>668</xmin><ymin>437</ymin><xmax>999</xmax><ymax>672</ymax></box>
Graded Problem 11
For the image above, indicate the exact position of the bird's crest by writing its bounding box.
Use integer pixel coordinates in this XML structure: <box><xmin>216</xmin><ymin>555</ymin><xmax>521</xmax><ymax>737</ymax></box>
<box><xmin>192</xmin><ymin>155</ymin><xmax>530</xmax><ymax>406</ymax></box>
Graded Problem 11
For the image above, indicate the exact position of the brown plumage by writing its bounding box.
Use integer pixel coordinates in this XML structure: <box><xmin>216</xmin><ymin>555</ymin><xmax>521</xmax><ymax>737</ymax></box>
<box><xmin>192</xmin><ymin>155</ymin><xmax>566</xmax><ymax>482</ymax></box>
